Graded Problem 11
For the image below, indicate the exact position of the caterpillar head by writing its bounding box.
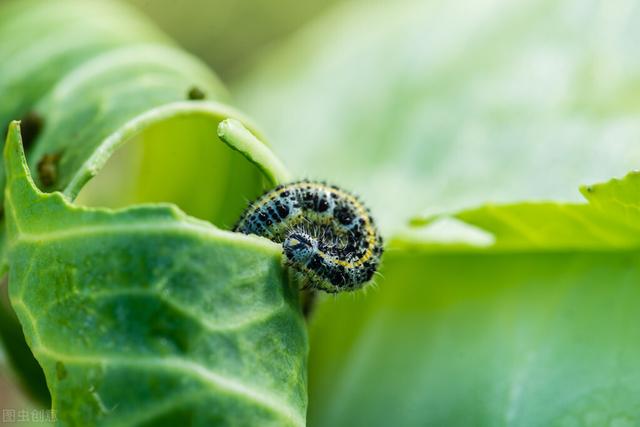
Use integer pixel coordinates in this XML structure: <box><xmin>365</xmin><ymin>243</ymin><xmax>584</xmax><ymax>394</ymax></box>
<box><xmin>283</xmin><ymin>231</ymin><xmax>318</xmax><ymax>266</ymax></box>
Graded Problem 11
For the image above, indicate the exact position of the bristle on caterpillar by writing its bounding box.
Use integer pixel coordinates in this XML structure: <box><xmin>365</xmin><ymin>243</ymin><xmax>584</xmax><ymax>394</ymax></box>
<box><xmin>234</xmin><ymin>181</ymin><xmax>383</xmax><ymax>293</ymax></box>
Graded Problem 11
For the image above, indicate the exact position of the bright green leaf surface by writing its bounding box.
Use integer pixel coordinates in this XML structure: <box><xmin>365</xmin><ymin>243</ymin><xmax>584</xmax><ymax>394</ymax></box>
<box><xmin>309</xmin><ymin>250</ymin><xmax>640</xmax><ymax>427</ymax></box>
<box><xmin>236</xmin><ymin>0</ymin><xmax>640</xmax><ymax>233</ymax></box>
<box><xmin>407</xmin><ymin>172</ymin><xmax>640</xmax><ymax>250</ymax></box>
<box><xmin>308</xmin><ymin>172</ymin><xmax>640</xmax><ymax>426</ymax></box>
<box><xmin>4</xmin><ymin>123</ymin><xmax>307</xmax><ymax>426</ymax></box>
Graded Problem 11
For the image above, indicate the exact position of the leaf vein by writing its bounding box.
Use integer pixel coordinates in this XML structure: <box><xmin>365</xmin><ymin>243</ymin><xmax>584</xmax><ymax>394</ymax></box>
<box><xmin>34</xmin><ymin>346</ymin><xmax>303</xmax><ymax>427</ymax></box>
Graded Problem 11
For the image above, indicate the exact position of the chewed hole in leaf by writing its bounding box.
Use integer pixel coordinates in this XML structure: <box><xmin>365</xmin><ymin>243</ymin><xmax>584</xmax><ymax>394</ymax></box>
<box><xmin>75</xmin><ymin>114</ymin><xmax>266</xmax><ymax>230</ymax></box>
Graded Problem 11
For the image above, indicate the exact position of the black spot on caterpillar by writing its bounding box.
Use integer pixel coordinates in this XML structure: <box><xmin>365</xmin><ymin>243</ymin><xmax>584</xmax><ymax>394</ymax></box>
<box><xmin>234</xmin><ymin>181</ymin><xmax>383</xmax><ymax>293</ymax></box>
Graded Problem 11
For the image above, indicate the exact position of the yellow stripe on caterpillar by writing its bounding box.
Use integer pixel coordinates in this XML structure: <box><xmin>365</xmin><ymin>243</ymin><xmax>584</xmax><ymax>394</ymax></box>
<box><xmin>234</xmin><ymin>181</ymin><xmax>383</xmax><ymax>293</ymax></box>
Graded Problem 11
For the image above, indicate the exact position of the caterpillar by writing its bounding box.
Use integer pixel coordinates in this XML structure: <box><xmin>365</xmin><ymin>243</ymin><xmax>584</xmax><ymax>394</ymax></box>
<box><xmin>234</xmin><ymin>181</ymin><xmax>383</xmax><ymax>293</ymax></box>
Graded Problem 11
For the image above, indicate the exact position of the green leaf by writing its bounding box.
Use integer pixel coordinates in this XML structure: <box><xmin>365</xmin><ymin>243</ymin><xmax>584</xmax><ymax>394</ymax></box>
<box><xmin>235</xmin><ymin>4</ymin><xmax>640</xmax><ymax>423</ymax></box>
<box><xmin>0</xmin><ymin>0</ymin><xmax>284</xmax><ymax>402</ymax></box>
<box><xmin>0</xmin><ymin>278</ymin><xmax>49</xmax><ymax>405</ymax></box>
<box><xmin>217</xmin><ymin>118</ymin><xmax>292</xmax><ymax>185</ymax></box>
<box><xmin>235</xmin><ymin>0</ymin><xmax>640</xmax><ymax>233</ymax></box>
<box><xmin>405</xmin><ymin>172</ymin><xmax>640</xmax><ymax>250</ymax></box>
<box><xmin>306</xmin><ymin>170</ymin><xmax>640</xmax><ymax>426</ymax></box>
<box><xmin>309</xmin><ymin>249</ymin><xmax>640</xmax><ymax>427</ymax></box>
<box><xmin>22</xmin><ymin>42</ymin><xmax>230</xmax><ymax>208</ymax></box>
<box><xmin>0</xmin><ymin>0</ymin><xmax>168</xmax><ymax>132</ymax></box>
<box><xmin>4</xmin><ymin>122</ymin><xmax>307</xmax><ymax>426</ymax></box>
<box><xmin>0</xmin><ymin>0</ymin><xmax>173</xmax><ymax>404</ymax></box>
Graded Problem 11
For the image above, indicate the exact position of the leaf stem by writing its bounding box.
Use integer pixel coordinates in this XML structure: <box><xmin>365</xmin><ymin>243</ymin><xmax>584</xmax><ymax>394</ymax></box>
<box><xmin>218</xmin><ymin>118</ymin><xmax>291</xmax><ymax>186</ymax></box>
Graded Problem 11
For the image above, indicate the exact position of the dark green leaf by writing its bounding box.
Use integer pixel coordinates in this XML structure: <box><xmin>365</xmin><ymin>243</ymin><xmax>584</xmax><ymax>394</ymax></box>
<box><xmin>4</xmin><ymin>122</ymin><xmax>307</xmax><ymax>426</ymax></box>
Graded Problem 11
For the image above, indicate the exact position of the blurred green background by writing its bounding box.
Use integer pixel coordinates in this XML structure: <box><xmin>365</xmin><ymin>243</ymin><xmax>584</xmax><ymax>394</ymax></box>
<box><xmin>127</xmin><ymin>0</ymin><xmax>345</xmax><ymax>82</ymax></box>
